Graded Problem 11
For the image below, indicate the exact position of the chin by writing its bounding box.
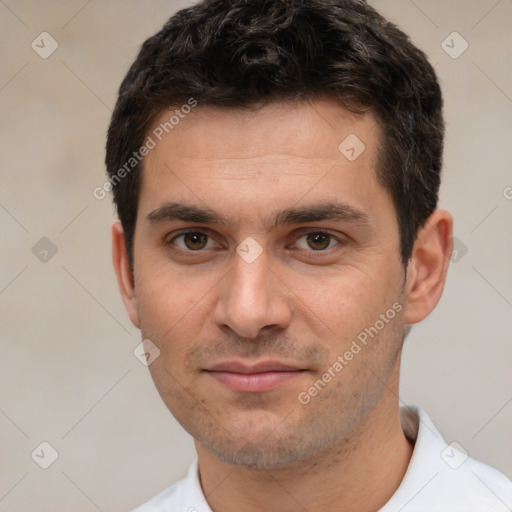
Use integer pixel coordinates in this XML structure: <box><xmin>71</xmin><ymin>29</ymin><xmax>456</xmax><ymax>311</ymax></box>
<box><xmin>196</xmin><ymin>421</ymin><xmax>327</xmax><ymax>470</ymax></box>
<box><xmin>206</xmin><ymin>439</ymin><xmax>308</xmax><ymax>469</ymax></box>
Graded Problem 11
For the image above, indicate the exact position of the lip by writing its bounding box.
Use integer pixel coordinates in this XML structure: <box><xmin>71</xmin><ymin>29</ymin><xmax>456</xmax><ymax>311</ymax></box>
<box><xmin>207</xmin><ymin>361</ymin><xmax>302</xmax><ymax>373</ymax></box>
<box><xmin>204</xmin><ymin>360</ymin><xmax>306</xmax><ymax>393</ymax></box>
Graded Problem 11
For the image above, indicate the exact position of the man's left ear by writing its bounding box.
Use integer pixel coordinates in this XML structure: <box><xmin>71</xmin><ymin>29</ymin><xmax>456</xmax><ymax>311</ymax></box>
<box><xmin>403</xmin><ymin>209</ymin><xmax>453</xmax><ymax>325</ymax></box>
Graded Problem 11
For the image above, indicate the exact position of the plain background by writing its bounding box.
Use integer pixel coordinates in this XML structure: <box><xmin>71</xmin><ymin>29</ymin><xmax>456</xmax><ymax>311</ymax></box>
<box><xmin>0</xmin><ymin>0</ymin><xmax>511</xmax><ymax>510</ymax></box>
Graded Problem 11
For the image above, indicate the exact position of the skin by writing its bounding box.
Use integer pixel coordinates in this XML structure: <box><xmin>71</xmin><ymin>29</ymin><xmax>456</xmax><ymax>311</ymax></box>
<box><xmin>112</xmin><ymin>98</ymin><xmax>453</xmax><ymax>512</ymax></box>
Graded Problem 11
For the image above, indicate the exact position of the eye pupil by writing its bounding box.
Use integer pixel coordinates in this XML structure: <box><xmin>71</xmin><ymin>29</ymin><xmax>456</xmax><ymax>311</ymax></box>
<box><xmin>184</xmin><ymin>232</ymin><xmax>208</xmax><ymax>250</ymax></box>
<box><xmin>176</xmin><ymin>231</ymin><xmax>335</xmax><ymax>253</ymax></box>
<box><xmin>307</xmin><ymin>232</ymin><xmax>330</xmax><ymax>250</ymax></box>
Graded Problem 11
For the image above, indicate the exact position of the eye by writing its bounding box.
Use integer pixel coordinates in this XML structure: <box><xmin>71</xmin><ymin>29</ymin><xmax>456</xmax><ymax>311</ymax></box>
<box><xmin>166</xmin><ymin>229</ymin><xmax>344</xmax><ymax>256</ymax></box>
<box><xmin>168</xmin><ymin>231</ymin><xmax>217</xmax><ymax>251</ymax></box>
<box><xmin>294</xmin><ymin>231</ymin><xmax>341</xmax><ymax>252</ymax></box>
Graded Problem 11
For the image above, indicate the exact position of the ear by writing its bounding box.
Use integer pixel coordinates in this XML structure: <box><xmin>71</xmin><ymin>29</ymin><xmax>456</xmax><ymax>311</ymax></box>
<box><xmin>112</xmin><ymin>220</ymin><xmax>140</xmax><ymax>329</ymax></box>
<box><xmin>403</xmin><ymin>209</ymin><xmax>453</xmax><ymax>325</ymax></box>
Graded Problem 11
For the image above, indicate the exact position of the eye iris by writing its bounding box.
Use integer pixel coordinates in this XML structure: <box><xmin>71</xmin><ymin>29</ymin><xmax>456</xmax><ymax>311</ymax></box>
<box><xmin>307</xmin><ymin>232</ymin><xmax>330</xmax><ymax>250</ymax></box>
<box><xmin>184</xmin><ymin>232</ymin><xmax>208</xmax><ymax>250</ymax></box>
<box><xmin>180</xmin><ymin>233</ymin><xmax>333</xmax><ymax>251</ymax></box>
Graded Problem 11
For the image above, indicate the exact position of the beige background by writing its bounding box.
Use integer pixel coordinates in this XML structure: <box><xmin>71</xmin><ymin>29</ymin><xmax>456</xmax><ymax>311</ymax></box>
<box><xmin>1</xmin><ymin>0</ymin><xmax>511</xmax><ymax>510</ymax></box>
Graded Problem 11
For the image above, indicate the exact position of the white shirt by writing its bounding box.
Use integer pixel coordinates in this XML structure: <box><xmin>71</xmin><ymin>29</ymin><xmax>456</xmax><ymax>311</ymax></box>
<box><xmin>132</xmin><ymin>406</ymin><xmax>512</xmax><ymax>511</ymax></box>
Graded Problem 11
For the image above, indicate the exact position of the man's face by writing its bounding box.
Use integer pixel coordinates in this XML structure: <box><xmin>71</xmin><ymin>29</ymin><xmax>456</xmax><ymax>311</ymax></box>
<box><xmin>129</xmin><ymin>99</ymin><xmax>408</xmax><ymax>468</ymax></box>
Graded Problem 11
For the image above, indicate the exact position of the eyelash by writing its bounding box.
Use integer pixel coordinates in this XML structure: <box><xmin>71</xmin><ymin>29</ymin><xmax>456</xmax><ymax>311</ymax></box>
<box><xmin>165</xmin><ymin>229</ymin><xmax>345</xmax><ymax>257</ymax></box>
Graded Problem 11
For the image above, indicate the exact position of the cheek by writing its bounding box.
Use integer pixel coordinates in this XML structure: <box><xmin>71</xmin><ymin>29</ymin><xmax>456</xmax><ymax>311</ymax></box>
<box><xmin>293</xmin><ymin>265</ymin><xmax>401</xmax><ymax>337</ymax></box>
<box><xmin>134</xmin><ymin>263</ymin><xmax>212</xmax><ymax>366</ymax></box>
<box><xmin>136</xmin><ymin>259</ymin><xmax>204</xmax><ymax>322</ymax></box>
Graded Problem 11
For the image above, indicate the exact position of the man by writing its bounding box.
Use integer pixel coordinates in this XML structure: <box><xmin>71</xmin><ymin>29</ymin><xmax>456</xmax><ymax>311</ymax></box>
<box><xmin>106</xmin><ymin>0</ymin><xmax>512</xmax><ymax>510</ymax></box>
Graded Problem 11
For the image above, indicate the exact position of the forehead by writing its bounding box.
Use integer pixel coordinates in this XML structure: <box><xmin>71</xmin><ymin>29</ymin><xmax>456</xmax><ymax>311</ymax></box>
<box><xmin>138</xmin><ymin>98</ymin><xmax>390</xmax><ymax>227</ymax></box>
<box><xmin>147</xmin><ymin>98</ymin><xmax>379</xmax><ymax>161</ymax></box>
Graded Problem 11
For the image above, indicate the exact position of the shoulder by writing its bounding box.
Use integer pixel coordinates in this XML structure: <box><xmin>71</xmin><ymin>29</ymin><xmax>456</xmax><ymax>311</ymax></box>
<box><xmin>456</xmin><ymin>455</ymin><xmax>512</xmax><ymax>508</ymax></box>
<box><xmin>382</xmin><ymin>406</ymin><xmax>512</xmax><ymax>511</ymax></box>
<box><xmin>413</xmin><ymin>452</ymin><xmax>512</xmax><ymax>511</ymax></box>
<box><xmin>131</xmin><ymin>478</ymin><xmax>187</xmax><ymax>512</ymax></box>
<box><xmin>131</xmin><ymin>460</ymin><xmax>211</xmax><ymax>512</ymax></box>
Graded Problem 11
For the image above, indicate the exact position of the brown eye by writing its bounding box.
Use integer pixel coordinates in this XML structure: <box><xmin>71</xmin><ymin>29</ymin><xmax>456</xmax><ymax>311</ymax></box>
<box><xmin>171</xmin><ymin>232</ymin><xmax>212</xmax><ymax>251</ymax></box>
<box><xmin>305</xmin><ymin>232</ymin><xmax>332</xmax><ymax>251</ymax></box>
<box><xmin>184</xmin><ymin>232</ymin><xmax>208</xmax><ymax>250</ymax></box>
<box><xmin>296</xmin><ymin>231</ymin><xmax>339</xmax><ymax>252</ymax></box>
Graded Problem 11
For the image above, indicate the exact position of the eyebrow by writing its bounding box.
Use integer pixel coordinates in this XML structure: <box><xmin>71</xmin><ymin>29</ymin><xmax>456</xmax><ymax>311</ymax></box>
<box><xmin>146</xmin><ymin>201</ymin><xmax>370</xmax><ymax>229</ymax></box>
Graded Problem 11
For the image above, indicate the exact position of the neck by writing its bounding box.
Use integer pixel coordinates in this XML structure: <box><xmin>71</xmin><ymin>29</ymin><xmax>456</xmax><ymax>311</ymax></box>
<box><xmin>195</xmin><ymin>369</ymin><xmax>413</xmax><ymax>512</ymax></box>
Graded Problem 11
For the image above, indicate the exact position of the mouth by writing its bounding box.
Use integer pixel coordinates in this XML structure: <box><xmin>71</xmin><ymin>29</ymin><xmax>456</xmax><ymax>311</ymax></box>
<box><xmin>204</xmin><ymin>361</ymin><xmax>307</xmax><ymax>393</ymax></box>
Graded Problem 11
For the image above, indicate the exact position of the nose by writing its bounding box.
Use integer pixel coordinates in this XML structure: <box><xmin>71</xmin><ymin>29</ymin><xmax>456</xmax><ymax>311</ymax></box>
<box><xmin>213</xmin><ymin>248</ymin><xmax>292</xmax><ymax>340</ymax></box>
